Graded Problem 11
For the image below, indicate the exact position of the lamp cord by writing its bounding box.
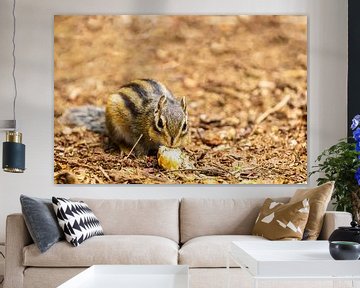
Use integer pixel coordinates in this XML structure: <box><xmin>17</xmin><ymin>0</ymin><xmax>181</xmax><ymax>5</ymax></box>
<box><xmin>11</xmin><ymin>0</ymin><xmax>17</xmax><ymax>129</ymax></box>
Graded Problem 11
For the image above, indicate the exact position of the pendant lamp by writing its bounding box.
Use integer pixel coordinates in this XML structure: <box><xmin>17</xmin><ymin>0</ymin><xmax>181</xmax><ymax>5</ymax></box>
<box><xmin>1</xmin><ymin>0</ymin><xmax>26</xmax><ymax>173</ymax></box>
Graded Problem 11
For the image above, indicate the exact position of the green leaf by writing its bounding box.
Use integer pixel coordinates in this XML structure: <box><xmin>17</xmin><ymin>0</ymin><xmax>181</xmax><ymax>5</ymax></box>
<box><xmin>311</xmin><ymin>139</ymin><xmax>359</xmax><ymax>216</ymax></box>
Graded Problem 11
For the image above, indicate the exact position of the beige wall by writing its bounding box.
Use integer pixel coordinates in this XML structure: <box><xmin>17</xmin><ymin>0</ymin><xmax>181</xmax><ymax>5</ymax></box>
<box><xmin>0</xmin><ymin>0</ymin><xmax>348</xmax><ymax>242</ymax></box>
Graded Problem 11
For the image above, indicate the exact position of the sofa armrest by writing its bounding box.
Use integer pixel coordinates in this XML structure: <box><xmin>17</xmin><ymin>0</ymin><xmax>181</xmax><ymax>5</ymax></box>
<box><xmin>318</xmin><ymin>211</ymin><xmax>352</xmax><ymax>240</ymax></box>
<box><xmin>4</xmin><ymin>214</ymin><xmax>32</xmax><ymax>288</ymax></box>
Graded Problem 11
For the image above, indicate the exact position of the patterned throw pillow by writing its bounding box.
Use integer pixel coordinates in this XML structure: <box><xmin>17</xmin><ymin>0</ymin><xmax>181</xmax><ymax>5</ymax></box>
<box><xmin>52</xmin><ymin>197</ymin><xmax>104</xmax><ymax>247</ymax></box>
<box><xmin>289</xmin><ymin>181</ymin><xmax>334</xmax><ymax>240</ymax></box>
<box><xmin>252</xmin><ymin>198</ymin><xmax>310</xmax><ymax>240</ymax></box>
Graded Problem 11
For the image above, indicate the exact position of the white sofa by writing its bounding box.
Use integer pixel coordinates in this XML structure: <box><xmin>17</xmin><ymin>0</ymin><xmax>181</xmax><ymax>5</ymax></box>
<box><xmin>4</xmin><ymin>198</ymin><xmax>352</xmax><ymax>288</ymax></box>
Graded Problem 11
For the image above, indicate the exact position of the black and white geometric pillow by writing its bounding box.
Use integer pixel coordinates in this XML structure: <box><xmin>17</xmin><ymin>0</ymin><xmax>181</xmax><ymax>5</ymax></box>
<box><xmin>52</xmin><ymin>197</ymin><xmax>104</xmax><ymax>247</ymax></box>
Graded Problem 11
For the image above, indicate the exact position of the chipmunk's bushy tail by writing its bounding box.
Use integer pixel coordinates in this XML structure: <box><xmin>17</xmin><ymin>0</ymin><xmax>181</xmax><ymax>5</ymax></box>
<box><xmin>60</xmin><ymin>105</ymin><xmax>106</xmax><ymax>134</ymax></box>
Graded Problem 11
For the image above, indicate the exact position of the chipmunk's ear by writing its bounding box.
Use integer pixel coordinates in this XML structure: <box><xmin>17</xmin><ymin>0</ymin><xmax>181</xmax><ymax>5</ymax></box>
<box><xmin>157</xmin><ymin>95</ymin><xmax>167</xmax><ymax>111</ymax></box>
<box><xmin>181</xmin><ymin>96</ymin><xmax>187</xmax><ymax>113</ymax></box>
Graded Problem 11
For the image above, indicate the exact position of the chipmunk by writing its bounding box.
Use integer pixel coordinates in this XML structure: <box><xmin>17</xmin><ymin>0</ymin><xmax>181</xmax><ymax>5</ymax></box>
<box><xmin>106</xmin><ymin>79</ymin><xmax>190</xmax><ymax>155</ymax></box>
<box><xmin>61</xmin><ymin>79</ymin><xmax>190</xmax><ymax>156</ymax></box>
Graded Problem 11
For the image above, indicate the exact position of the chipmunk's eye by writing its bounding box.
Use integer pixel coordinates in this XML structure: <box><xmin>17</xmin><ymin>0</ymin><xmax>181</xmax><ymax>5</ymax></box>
<box><xmin>182</xmin><ymin>122</ymin><xmax>187</xmax><ymax>132</ymax></box>
<box><xmin>157</xmin><ymin>118</ymin><xmax>164</xmax><ymax>130</ymax></box>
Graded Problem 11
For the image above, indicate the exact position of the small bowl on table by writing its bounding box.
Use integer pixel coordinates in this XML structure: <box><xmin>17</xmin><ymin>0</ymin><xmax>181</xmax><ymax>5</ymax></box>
<box><xmin>329</xmin><ymin>241</ymin><xmax>360</xmax><ymax>260</ymax></box>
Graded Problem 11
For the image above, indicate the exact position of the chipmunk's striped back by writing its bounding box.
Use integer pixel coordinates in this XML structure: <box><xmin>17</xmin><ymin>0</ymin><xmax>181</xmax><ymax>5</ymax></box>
<box><xmin>117</xmin><ymin>79</ymin><xmax>175</xmax><ymax>112</ymax></box>
<box><xmin>105</xmin><ymin>79</ymin><xmax>190</xmax><ymax>156</ymax></box>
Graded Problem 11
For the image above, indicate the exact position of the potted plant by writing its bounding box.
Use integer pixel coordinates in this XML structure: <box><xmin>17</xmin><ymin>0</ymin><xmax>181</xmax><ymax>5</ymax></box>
<box><xmin>310</xmin><ymin>115</ymin><xmax>360</xmax><ymax>222</ymax></box>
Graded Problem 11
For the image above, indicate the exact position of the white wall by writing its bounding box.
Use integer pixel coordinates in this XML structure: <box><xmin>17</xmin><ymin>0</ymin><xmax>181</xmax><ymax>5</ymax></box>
<box><xmin>0</xmin><ymin>0</ymin><xmax>348</xmax><ymax>242</ymax></box>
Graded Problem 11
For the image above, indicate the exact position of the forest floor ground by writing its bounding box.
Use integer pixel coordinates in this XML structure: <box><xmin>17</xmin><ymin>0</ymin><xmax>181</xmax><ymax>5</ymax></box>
<box><xmin>54</xmin><ymin>15</ymin><xmax>307</xmax><ymax>184</ymax></box>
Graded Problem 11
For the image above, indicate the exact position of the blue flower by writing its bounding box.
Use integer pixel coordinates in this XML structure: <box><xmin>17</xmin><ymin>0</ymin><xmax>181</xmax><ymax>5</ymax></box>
<box><xmin>357</xmin><ymin>142</ymin><xmax>360</xmax><ymax>152</ymax></box>
<box><xmin>356</xmin><ymin>167</ymin><xmax>360</xmax><ymax>186</ymax></box>
<box><xmin>353</xmin><ymin>128</ymin><xmax>360</xmax><ymax>142</ymax></box>
<box><xmin>352</xmin><ymin>115</ymin><xmax>360</xmax><ymax>130</ymax></box>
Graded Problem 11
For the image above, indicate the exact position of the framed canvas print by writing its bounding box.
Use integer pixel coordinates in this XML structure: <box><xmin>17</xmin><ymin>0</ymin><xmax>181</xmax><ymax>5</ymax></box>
<box><xmin>54</xmin><ymin>15</ymin><xmax>307</xmax><ymax>184</ymax></box>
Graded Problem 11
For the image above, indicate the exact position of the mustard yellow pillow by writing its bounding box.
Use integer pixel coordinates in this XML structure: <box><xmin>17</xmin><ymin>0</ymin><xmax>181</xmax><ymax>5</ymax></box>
<box><xmin>289</xmin><ymin>181</ymin><xmax>334</xmax><ymax>240</ymax></box>
<box><xmin>252</xmin><ymin>198</ymin><xmax>310</xmax><ymax>240</ymax></box>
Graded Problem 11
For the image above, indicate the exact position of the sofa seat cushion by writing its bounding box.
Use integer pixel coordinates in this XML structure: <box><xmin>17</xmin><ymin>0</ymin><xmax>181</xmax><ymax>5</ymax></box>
<box><xmin>179</xmin><ymin>235</ymin><xmax>267</xmax><ymax>268</ymax></box>
<box><xmin>23</xmin><ymin>235</ymin><xmax>179</xmax><ymax>267</ymax></box>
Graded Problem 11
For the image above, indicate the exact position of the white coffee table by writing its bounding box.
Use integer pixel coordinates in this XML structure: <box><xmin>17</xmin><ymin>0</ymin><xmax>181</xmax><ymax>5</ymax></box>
<box><xmin>228</xmin><ymin>241</ymin><xmax>360</xmax><ymax>288</ymax></box>
<box><xmin>58</xmin><ymin>265</ymin><xmax>189</xmax><ymax>288</ymax></box>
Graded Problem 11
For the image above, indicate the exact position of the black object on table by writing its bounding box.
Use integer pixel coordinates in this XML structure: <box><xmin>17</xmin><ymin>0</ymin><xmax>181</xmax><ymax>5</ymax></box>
<box><xmin>329</xmin><ymin>241</ymin><xmax>360</xmax><ymax>260</ymax></box>
<box><xmin>329</xmin><ymin>221</ymin><xmax>360</xmax><ymax>244</ymax></box>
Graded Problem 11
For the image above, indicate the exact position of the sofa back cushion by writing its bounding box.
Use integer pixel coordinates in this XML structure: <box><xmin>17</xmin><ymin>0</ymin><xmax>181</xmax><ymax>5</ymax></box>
<box><xmin>180</xmin><ymin>198</ymin><xmax>289</xmax><ymax>243</ymax></box>
<box><xmin>72</xmin><ymin>198</ymin><xmax>180</xmax><ymax>243</ymax></box>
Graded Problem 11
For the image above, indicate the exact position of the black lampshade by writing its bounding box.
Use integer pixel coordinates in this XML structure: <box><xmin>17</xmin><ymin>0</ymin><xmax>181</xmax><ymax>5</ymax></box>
<box><xmin>2</xmin><ymin>131</ymin><xmax>25</xmax><ymax>173</ymax></box>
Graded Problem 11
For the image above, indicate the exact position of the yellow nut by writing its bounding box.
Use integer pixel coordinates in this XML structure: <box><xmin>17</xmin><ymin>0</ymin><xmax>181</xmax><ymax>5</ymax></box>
<box><xmin>157</xmin><ymin>146</ymin><xmax>183</xmax><ymax>170</ymax></box>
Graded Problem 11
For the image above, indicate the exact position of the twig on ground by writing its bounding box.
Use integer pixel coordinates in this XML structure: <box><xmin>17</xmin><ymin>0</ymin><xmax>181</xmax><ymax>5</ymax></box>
<box><xmin>163</xmin><ymin>168</ymin><xmax>228</xmax><ymax>177</ymax></box>
<box><xmin>196</xmin><ymin>128</ymin><xmax>206</xmax><ymax>145</ymax></box>
<box><xmin>256</xmin><ymin>94</ymin><xmax>291</xmax><ymax>125</ymax></box>
<box><xmin>250</xmin><ymin>94</ymin><xmax>291</xmax><ymax>136</ymax></box>
<box><xmin>209</xmin><ymin>162</ymin><xmax>241</xmax><ymax>182</ymax></box>
<box><xmin>125</xmin><ymin>134</ymin><xmax>143</xmax><ymax>159</ymax></box>
<box><xmin>99</xmin><ymin>166</ymin><xmax>111</xmax><ymax>182</ymax></box>
<box><xmin>93</xmin><ymin>174</ymin><xmax>104</xmax><ymax>184</ymax></box>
